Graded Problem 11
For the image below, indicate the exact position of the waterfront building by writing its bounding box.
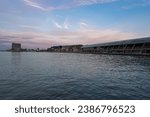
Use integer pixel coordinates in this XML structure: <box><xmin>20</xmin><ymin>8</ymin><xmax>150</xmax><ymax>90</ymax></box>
<box><xmin>82</xmin><ymin>37</ymin><xmax>150</xmax><ymax>55</ymax></box>
<box><xmin>47</xmin><ymin>45</ymin><xmax>82</xmax><ymax>52</ymax></box>
<box><xmin>61</xmin><ymin>45</ymin><xmax>82</xmax><ymax>52</ymax></box>
<box><xmin>49</xmin><ymin>46</ymin><xmax>62</xmax><ymax>52</ymax></box>
<box><xmin>12</xmin><ymin>43</ymin><xmax>21</xmax><ymax>52</ymax></box>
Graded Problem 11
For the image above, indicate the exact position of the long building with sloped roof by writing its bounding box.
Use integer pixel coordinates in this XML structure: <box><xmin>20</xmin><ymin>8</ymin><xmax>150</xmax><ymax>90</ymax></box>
<box><xmin>82</xmin><ymin>37</ymin><xmax>150</xmax><ymax>55</ymax></box>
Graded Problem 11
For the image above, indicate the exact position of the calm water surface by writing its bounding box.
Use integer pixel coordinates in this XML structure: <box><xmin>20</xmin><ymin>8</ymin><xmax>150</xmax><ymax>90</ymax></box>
<box><xmin>0</xmin><ymin>52</ymin><xmax>150</xmax><ymax>100</ymax></box>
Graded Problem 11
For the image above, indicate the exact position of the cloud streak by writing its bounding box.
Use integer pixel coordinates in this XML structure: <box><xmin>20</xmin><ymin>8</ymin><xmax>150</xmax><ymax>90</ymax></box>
<box><xmin>23</xmin><ymin>0</ymin><xmax>47</xmax><ymax>11</ymax></box>
<box><xmin>52</xmin><ymin>20</ymin><xmax>63</xmax><ymax>29</ymax></box>
<box><xmin>122</xmin><ymin>0</ymin><xmax>150</xmax><ymax>9</ymax></box>
<box><xmin>0</xmin><ymin>28</ymin><xmax>137</xmax><ymax>49</ymax></box>
<box><xmin>23</xmin><ymin>0</ymin><xmax>150</xmax><ymax>11</ymax></box>
<box><xmin>23</xmin><ymin>0</ymin><xmax>118</xmax><ymax>11</ymax></box>
<box><xmin>52</xmin><ymin>18</ymin><xmax>70</xmax><ymax>30</ymax></box>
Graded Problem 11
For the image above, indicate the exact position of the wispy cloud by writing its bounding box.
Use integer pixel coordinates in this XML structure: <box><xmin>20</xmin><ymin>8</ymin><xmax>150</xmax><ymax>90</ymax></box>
<box><xmin>23</xmin><ymin>0</ymin><xmax>150</xmax><ymax>11</ymax></box>
<box><xmin>63</xmin><ymin>18</ymin><xmax>70</xmax><ymax>29</ymax></box>
<box><xmin>52</xmin><ymin>18</ymin><xmax>71</xmax><ymax>30</ymax></box>
<box><xmin>19</xmin><ymin>25</ymin><xmax>42</xmax><ymax>31</ymax></box>
<box><xmin>23</xmin><ymin>0</ymin><xmax>118</xmax><ymax>11</ymax></box>
<box><xmin>0</xmin><ymin>29</ymin><xmax>59</xmax><ymax>49</ymax></box>
<box><xmin>76</xmin><ymin>0</ymin><xmax>117</xmax><ymax>6</ymax></box>
<box><xmin>52</xmin><ymin>20</ymin><xmax>63</xmax><ymax>29</ymax></box>
<box><xmin>122</xmin><ymin>0</ymin><xmax>150</xmax><ymax>9</ymax></box>
<box><xmin>23</xmin><ymin>0</ymin><xmax>47</xmax><ymax>11</ymax></box>
<box><xmin>79</xmin><ymin>21</ymin><xmax>88</xmax><ymax>29</ymax></box>
<box><xmin>0</xmin><ymin>27</ymin><xmax>138</xmax><ymax>49</ymax></box>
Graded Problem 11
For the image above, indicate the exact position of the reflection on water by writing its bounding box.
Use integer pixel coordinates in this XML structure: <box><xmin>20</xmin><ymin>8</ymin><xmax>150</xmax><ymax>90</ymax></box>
<box><xmin>11</xmin><ymin>52</ymin><xmax>21</xmax><ymax>65</ymax></box>
<box><xmin>0</xmin><ymin>52</ymin><xmax>150</xmax><ymax>100</ymax></box>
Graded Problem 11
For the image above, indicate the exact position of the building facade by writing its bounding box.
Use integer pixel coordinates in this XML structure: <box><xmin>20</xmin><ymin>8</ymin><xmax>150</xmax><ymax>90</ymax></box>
<box><xmin>47</xmin><ymin>45</ymin><xmax>83</xmax><ymax>52</ymax></box>
<box><xmin>12</xmin><ymin>43</ymin><xmax>21</xmax><ymax>52</ymax></box>
<box><xmin>82</xmin><ymin>37</ymin><xmax>150</xmax><ymax>56</ymax></box>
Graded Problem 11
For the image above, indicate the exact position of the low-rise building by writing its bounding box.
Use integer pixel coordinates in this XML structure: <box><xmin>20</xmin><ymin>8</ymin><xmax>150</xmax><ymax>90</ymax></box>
<box><xmin>47</xmin><ymin>45</ymin><xmax>82</xmax><ymax>52</ymax></box>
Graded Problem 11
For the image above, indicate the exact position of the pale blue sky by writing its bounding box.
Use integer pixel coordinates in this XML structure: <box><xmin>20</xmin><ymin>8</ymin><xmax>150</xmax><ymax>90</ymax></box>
<box><xmin>0</xmin><ymin>0</ymin><xmax>150</xmax><ymax>49</ymax></box>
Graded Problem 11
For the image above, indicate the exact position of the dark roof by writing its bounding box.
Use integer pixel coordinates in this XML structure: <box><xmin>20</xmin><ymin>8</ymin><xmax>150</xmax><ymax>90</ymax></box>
<box><xmin>51</xmin><ymin>45</ymin><xmax>82</xmax><ymax>48</ymax></box>
<box><xmin>82</xmin><ymin>37</ymin><xmax>150</xmax><ymax>48</ymax></box>
<box><xmin>12</xmin><ymin>43</ymin><xmax>21</xmax><ymax>45</ymax></box>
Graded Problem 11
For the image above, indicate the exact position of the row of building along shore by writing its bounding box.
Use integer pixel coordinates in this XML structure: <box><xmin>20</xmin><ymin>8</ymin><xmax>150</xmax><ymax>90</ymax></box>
<box><xmin>10</xmin><ymin>37</ymin><xmax>150</xmax><ymax>56</ymax></box>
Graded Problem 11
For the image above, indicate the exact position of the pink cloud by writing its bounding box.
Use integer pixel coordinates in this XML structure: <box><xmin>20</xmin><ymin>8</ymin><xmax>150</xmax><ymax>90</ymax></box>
<box><xmin>0</xmin><ymin>28</ymin><xmax>138</xmax><ymax>49</ymax></box>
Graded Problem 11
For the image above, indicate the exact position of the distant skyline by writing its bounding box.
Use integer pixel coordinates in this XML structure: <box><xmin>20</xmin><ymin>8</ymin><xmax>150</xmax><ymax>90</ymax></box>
<box><xmin>0</xmin><ymin>0</ymin><xmax>150</xmax><ymax>49</ymax></box>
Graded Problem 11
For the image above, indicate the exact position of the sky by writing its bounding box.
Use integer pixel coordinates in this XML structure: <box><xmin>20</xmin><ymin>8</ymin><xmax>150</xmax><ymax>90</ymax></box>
<box><xmin>0</xmin><ymin>0</ymin><xmax>150</xmax><ymax>49</ymax></box>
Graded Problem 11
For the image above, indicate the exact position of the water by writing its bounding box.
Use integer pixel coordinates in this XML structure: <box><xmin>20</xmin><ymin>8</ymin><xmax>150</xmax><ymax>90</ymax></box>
<box><xmin>0</xmin><ymin>52</ymin><xmax>150</xmax><ymax>100</ymax></box>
